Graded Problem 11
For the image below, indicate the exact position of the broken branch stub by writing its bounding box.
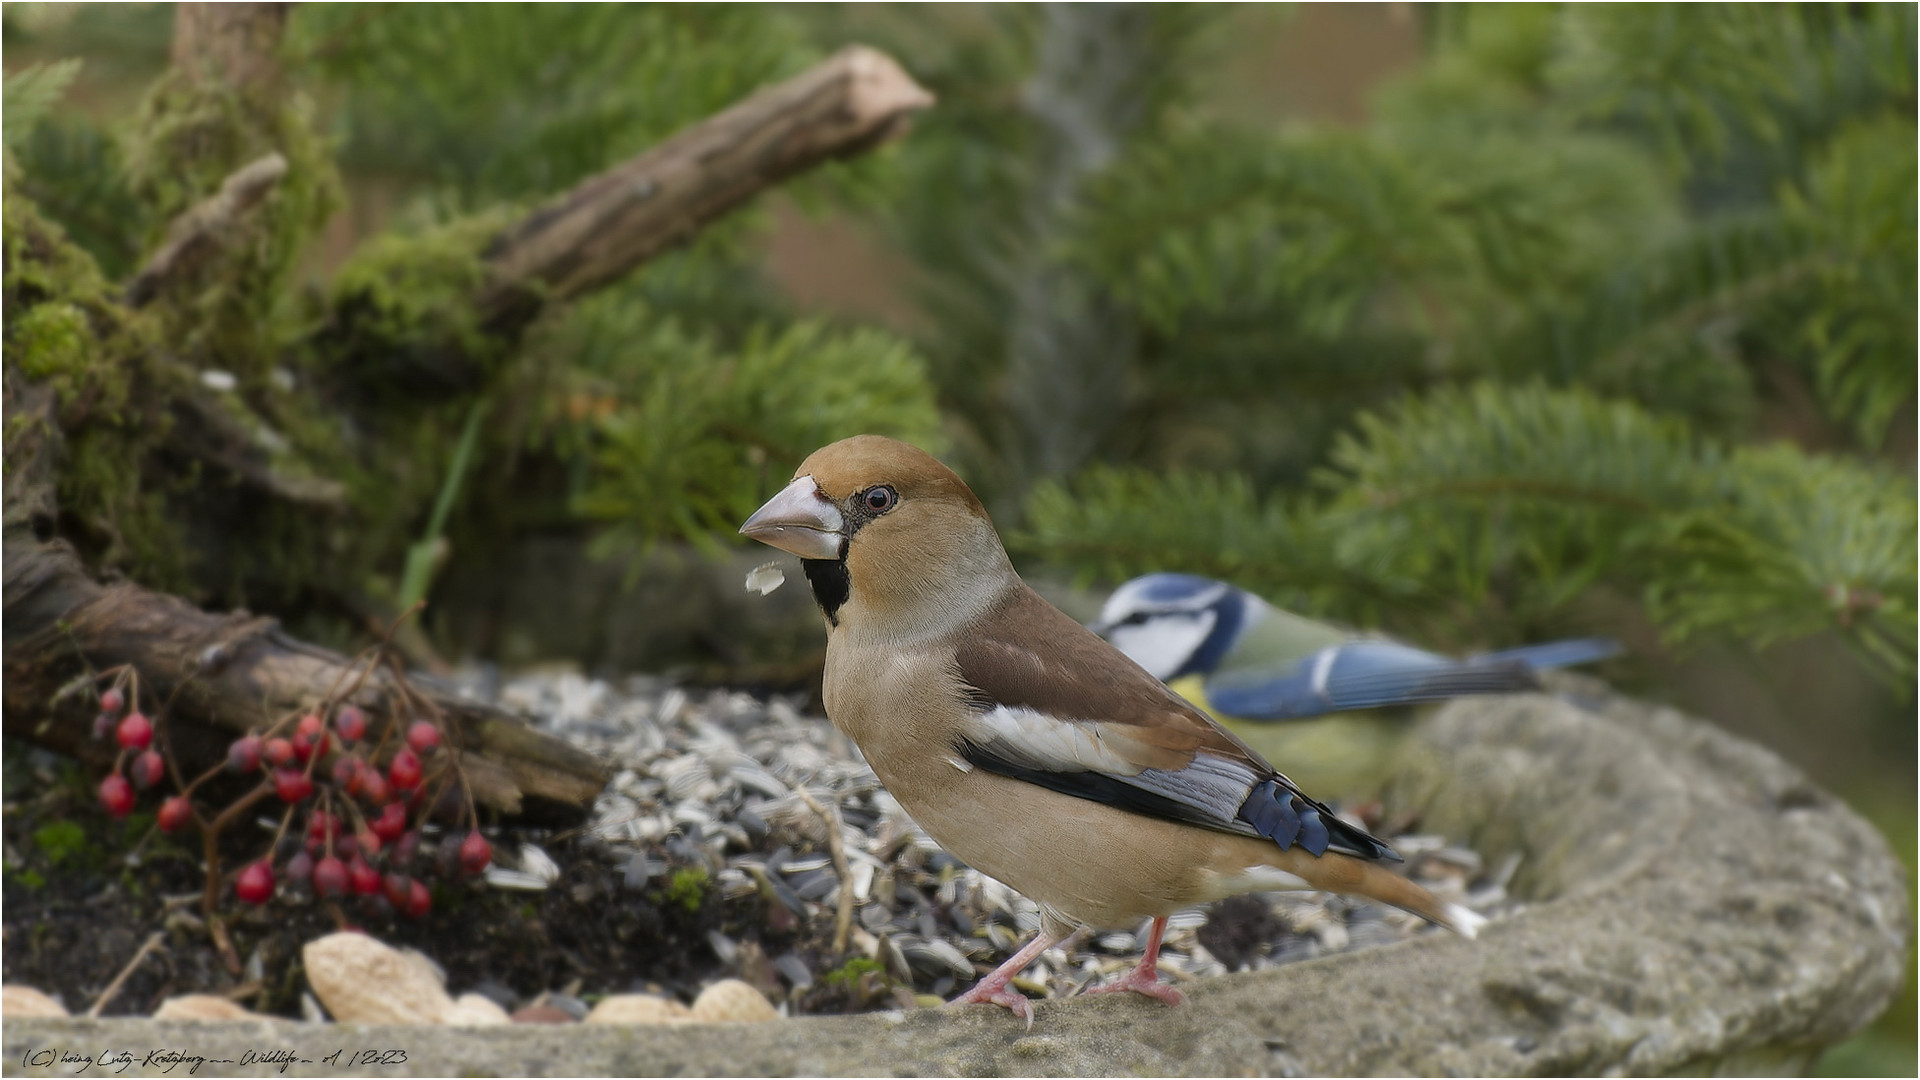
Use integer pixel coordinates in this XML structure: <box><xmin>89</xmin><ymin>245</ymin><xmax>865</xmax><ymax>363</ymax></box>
<box><xmin>474</xmin><ymin>45</ymin><xmax>935</xmax><ymax>327</ymax></box>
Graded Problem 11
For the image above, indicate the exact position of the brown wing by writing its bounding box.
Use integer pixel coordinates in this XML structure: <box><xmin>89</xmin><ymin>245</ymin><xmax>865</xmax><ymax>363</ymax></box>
<box><xmin>950</xmin><ymin>584</ymin><xmax>1398</xmax><ymax>862</ymax></box>
<box><xmin>950</xmin><ymin>583</ymin><xmax>1274</xmax><ymax>772</ymax></box>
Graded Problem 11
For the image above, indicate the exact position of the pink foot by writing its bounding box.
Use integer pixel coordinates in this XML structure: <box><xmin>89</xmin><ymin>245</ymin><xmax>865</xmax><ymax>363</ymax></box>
<box><xmin>1085</xmin><ymin>965</ymin><xmax>1186</xmax><ymax>1006</ymax></box>
<box><xmin>1085</xmin><ymin>915</ymin><xmax>1185</xmax><ymax>1005</ymax></box>
<box><xmin>946</xmin><ymin>980</ymin><xmax>1037</xmax><ymax>1024</ymax></box>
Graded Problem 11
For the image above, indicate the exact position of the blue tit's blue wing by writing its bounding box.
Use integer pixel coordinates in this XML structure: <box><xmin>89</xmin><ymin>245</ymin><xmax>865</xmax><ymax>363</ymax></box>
<box><xmin>1204</xmin><ymin>641</ymin><xmax>1547</xmax><ymax>720</ymax></box>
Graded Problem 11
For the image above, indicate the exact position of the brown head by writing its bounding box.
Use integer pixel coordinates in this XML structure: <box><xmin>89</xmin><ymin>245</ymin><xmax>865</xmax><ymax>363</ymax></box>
<box><xmin>740</xmin><ymin>435</ymin><xmax>1015</xmax><ymax>639</ymax></box>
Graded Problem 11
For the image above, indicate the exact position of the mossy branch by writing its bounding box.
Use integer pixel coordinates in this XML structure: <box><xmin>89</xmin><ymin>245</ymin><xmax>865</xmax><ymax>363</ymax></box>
<box><xmin>320</xmin><ymin>45</ymin><xmax>935</xmax><ymax>398</ymax></box>
<box><xmin>125</xmin><ymin>151</ymin><xmax>288</xmax><ymax>308</ymax></box>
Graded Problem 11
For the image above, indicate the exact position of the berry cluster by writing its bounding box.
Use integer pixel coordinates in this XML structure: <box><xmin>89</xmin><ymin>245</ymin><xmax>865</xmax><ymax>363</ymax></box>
<box><xmin>87</xmin><ymin>668</ymin><xmax>492</xmax><ymax>926</ymax></box>
<box><xmin>93</xmin><ymin>683</ymin><xmax>173</xmax><ymax>821</ymax></box>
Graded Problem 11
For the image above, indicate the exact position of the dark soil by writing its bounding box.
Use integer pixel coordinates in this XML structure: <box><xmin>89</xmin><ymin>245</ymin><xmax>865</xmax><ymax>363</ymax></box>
<box><xmin>1</xmin><ymin>743</ymin><xmax>811</xmax><ymax>1019</ymax></box>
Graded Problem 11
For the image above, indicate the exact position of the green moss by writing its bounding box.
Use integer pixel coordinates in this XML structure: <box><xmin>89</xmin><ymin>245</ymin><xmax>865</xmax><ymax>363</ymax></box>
<box><xmin>4</xmin><ymin>180</ymin><xmax>188</xmax><ymax>585</ymax></box>
<box><xmin>12</xmin><ymin>302</ymin><xmax>91</xmax><ymax>382</ymax></box>
<box><xmin>662</xmin><ymin>866</ymin><xmax>710</xmax><ymax>914</ymax></box>
<box><xmin>322</xmin><ymin>208</ymin><xmax>520</xmax><ymax>393</ymax></box>
<box><xmin>123</xmin><ymin>70</ymin><xmax>341</xmax><ymax>377</ymax></box>
<box><xmin>823</xmin><ymin>956</ymin><xmax>885</xmax><ymax>990</ymax></box>
<box><xmin>6</xmin><ymin>868</ymin><xmax>46</xmax><ymax>890</ymax></box>
<box><xmin>31</xmin><ymin>821</ymin><xmax>87</xmax><ymax>866</ymax></box>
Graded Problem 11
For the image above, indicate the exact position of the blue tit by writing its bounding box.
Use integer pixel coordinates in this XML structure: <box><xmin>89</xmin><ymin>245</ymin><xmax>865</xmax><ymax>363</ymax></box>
<box><xmin>1093</xmin><ymin>572</ymin><xmax>1620</xmax><ymax>722</ymax></box>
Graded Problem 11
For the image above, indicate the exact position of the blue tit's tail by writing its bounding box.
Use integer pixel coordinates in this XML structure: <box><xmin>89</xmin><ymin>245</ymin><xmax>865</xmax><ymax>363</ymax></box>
<box><xmin>1470</xmin><ymin>637</ymin><xmax>1621</xmax><ymax>672</ymax></box>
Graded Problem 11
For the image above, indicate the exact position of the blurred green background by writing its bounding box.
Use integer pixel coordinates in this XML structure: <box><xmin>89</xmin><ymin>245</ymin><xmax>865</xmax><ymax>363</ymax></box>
<box><xmin>5</xmin><ymin>4</ymin><xmax>1911</xmax><ymax>1069</ymax></box>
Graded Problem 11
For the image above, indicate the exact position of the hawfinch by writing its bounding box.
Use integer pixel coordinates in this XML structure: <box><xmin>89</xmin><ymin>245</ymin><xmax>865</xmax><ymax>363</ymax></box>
<box><xmin>741</xmin><ymin>436</ymin><xmax>1484</xmax><ymax>1020</ymax></box>
<box><xmin>1096</xmin><ymin>572</ymin><xmax>1619</xmax><ymax>722</ymax></box>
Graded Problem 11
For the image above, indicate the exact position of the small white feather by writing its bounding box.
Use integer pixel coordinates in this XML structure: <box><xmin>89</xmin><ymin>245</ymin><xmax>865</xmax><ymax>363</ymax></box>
<box><xmin>745</xmin><ymin>562</ymin><xmax>786</xmax><ymax>596</ymax></box>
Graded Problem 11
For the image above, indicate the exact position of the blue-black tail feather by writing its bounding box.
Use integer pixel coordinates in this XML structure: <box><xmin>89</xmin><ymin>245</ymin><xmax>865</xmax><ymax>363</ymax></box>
<box><xmin>1236</xmin><ymin>779</ymin><xmax>1397</xmax><ymax>862</ymax></box>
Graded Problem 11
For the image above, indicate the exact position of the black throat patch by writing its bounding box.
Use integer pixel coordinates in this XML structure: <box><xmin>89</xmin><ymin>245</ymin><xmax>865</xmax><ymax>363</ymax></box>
<box><xmin>801</xmin><ymin>548</ymin><xmax>851</xmax><ymax>626</ymax></box>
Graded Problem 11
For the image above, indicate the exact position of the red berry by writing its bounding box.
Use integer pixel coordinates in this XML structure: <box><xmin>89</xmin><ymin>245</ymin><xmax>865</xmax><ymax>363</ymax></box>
<box><xmin>358</xmin><ymin>829</ymin><xmax>383</xmax><ymax>857</ymax></box>
<box><xmin>313</xmin><ymin>855</ymin><xmax>348</xmax><ymax>898</ymax></box>
<box><xmin>335</xmin><ymin>833</ymin><xmax>359</xmax><ymax>861</ymax></box>
<box><xmin>116</xmin><ymin>712</ymin><xmax>153</xmax><ymax>751</ymax></box>
<box><xmin>235</xmin><ymin>860</ymin><xmax>275</xmax><ymax>905</ymax></box>
<box><xmin>331</xmin><ymin>754</ymin><xmax>361</xmax><ymax>788</ymax></box>
<box><xmin>228</xmin><ymin>735</ymin><xmax>263</xmax><ymax>773</ymax></box>
<box><xmin>392</xmin><ymin>830</ymin><xmax>421</xmax><ymax>869</ymax></box>
<box><xmin>291</xmin><ymin>730</ymin><xmax>330</xmax><ymax>763</ymax></box>
<box><xmin>405</xmin><ymin>721</ymin><xmax>441</xmax><ymax>754</ymax></box>
<box><xmin>388</xmin><ymin>748</ymin><xmax>422</xmax><ymax>791</ymax></box>
<box><xmin>334</xmin><ymin>705</ymin><xmax>367</xmax><ymax>743</ymax></box>
<box><xmin>459</xmin><ymin>831</ymin><xmax>492</xmax><ymax>876</ymax></box>
<box><xmin>348</xmin><ymin>855</ymin><xmax>381</xmax><ymax>895</ymax></box>
<box><xmin>357</xmin><ymin>769</ymin><xmax>390</xmax><ymax>806</ymax></box>
<box><xmin>371</xmin><ymin>802</ymin><xmax>408</xmax><ymax>843</ymax></box>
<box><xmin>273</xmin><ymin>767</ymin><xmax>314</xmax><ymax>803</ymax></box>
<box><xmin>157</xmin><ymin>795</ymin><xmax>193</xmax><ymax>833</ymax></box>
<box><xmin>131</xmin><ymin>749</ymin><xmax>166</xmax><ymax>790</ymax></box>
<box><xmin>100</xmin><ymin>688</ymin><xmax>125</xmax><ymax>715</ymax></box>
<box><xmin>404</xmin><ymin>879</ymin><xmax>431</xmax><ymax>920</ymax></box>
<box><xmin>297</xmin><ymin>713</ymin><xmax>323</xmax><ymax>739</ymax></box>
<box><xmin>98</xmin><ymin>774</ymin><xmax>135</xmax><ymax>817</ymax></box>
<box><xmin>383</xmin><ymin>871</ymin><xmax>411</xmax><ymax>908</ymax></box>
<box><xmin>263</xmin><ymin>737</ymin><xmax>295</xmax><ymax>767</ymax></box>
<box><xmin>307</xmin><ymin>810</ymin><xmax>340</xmax><ymax>842</ymax></box>
<box><xmin>285</xmin><ymin>850</ymin><xmax>314</xmax><ymax>885</ymax></box>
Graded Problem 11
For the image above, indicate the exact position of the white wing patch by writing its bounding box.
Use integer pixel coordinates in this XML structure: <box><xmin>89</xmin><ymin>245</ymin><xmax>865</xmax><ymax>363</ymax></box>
<box><xmin>967</xmin><ymin>705</ymin><xmax>1145</xmax><ymax>776</ymax></box>
<box><xmin>963</xmin><ymin>706</ymin><xmax>1262</xmax><ymax>828</ymax></box>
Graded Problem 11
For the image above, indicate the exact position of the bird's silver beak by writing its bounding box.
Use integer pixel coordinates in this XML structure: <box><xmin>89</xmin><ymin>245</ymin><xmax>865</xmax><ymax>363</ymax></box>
<box><xmin>740</xmin><ymin>476</ymin><xmax>846</xmax><ymax>560</ymax></box>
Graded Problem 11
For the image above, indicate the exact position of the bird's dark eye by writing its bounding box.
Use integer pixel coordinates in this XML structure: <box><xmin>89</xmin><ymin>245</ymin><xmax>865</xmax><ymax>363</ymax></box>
<box><xmin>1121</xmin><ymin>612</ymin><xmax>1151</xmax><ymax>626</ymax></box>
<box><xmin>862</xmin><ymin>486</ymin><xmax>897</xmax><ymax>513</ymax></box>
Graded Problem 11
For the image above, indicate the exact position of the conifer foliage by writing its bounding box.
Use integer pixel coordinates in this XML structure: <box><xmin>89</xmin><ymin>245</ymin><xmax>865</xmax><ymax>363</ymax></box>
<box><xmin>831</xmin><ymin>5</ymin><xmax>1913</xmax><ymax>681</ymax></box>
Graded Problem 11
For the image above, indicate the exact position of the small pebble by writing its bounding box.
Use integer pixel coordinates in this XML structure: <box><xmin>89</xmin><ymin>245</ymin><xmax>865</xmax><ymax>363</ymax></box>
<box><xmin>772</xmin><ymin>953</ymin><xmax>814</xmax><ymax>989</ymax></box>
<box><xmin>153</xmin><ymin>995</ymin><xmax>256</xmax><ymax>1021</ymax></box>
<box><xmin>3</xmin><ymin>986</ymin><xmax>67</xmax><ymax>1018</ymax></box>
<box><xmin>511</xmin><ymin>1005</ymin><xmax>576</xmax><ymax>1024</ymax></box>
<box><xmin>586</xmin><ymin>994</ymin><xmax>692</xmax><ymax>1024</ymax></box>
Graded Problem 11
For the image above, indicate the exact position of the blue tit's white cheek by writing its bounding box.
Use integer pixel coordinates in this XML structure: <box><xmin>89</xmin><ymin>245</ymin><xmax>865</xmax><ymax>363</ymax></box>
<box><xmin>1106</xmin><ymin>611</ymin><xmax>1216</xmax><ymax>680</ymax></box>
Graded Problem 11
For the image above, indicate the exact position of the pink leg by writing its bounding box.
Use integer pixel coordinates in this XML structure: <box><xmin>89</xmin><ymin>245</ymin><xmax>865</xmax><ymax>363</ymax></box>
<box><xmin>946</xmin><ymin>930</ymin><xmax>1061</xmax><ymax>1025</ymax></box>
<box><xmin>1085</xmin><ymin>915</ymin><xmax>1186</xmax><ymax>1005</ymax></box>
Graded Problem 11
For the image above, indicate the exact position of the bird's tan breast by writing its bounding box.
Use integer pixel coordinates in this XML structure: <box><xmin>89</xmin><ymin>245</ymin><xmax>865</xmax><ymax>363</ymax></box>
<box><xmin>822</xmin><ymin>637</ymin><xmax>1273</xmax><ymax>930</ymax></box>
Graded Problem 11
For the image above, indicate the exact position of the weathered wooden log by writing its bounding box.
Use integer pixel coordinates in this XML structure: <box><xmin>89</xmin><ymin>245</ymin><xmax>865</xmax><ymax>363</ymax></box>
<box><xmin>2</xmin><ymin>537</ymin><xmax>606</xmax><ymax>824</ymax></box>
